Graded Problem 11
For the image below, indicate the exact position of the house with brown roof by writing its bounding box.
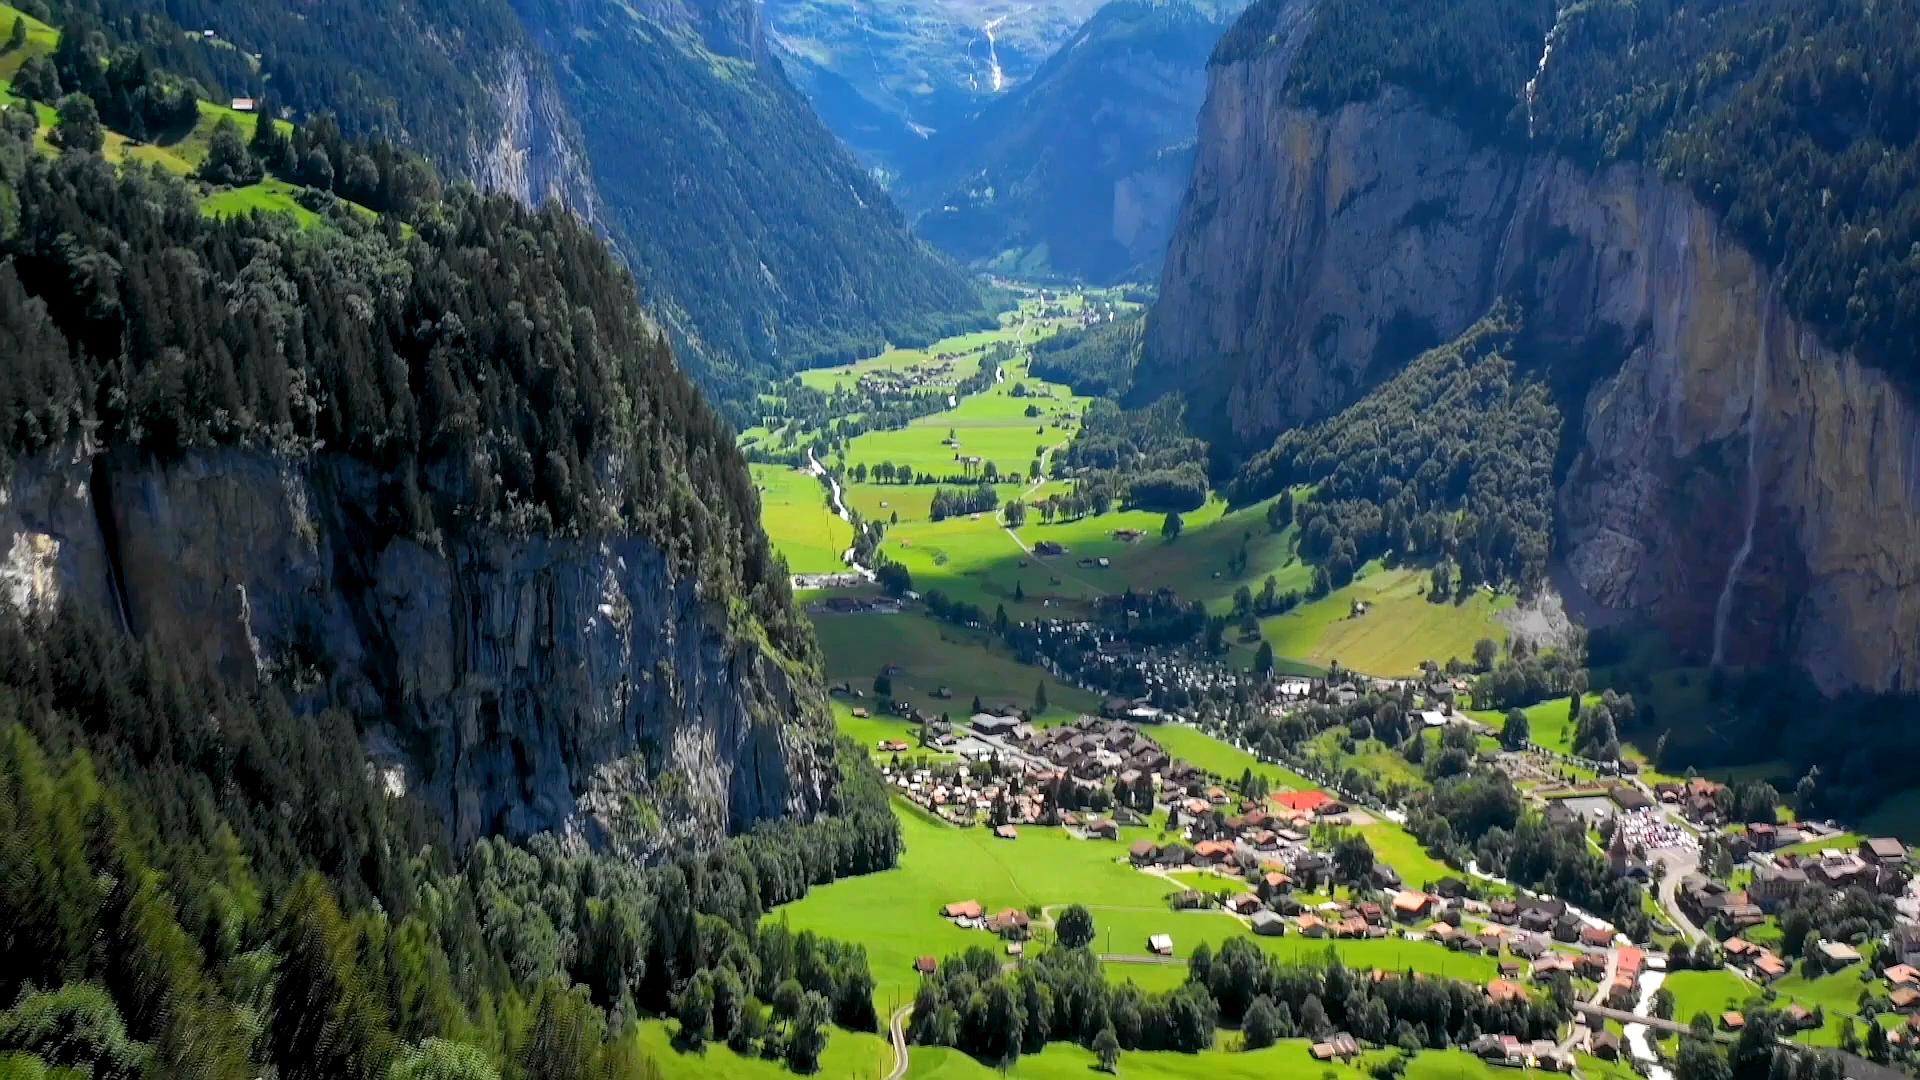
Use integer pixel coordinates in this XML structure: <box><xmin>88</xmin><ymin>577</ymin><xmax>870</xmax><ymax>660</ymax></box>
<box><xmin>1487</xmin><ymin>980</ymin><xmax>1529</xmax><ymax>1004</ymax></box>
<box><xmin>986</xmin><ymin>909</ymin><xmax>1031</xmax><ymax>938</ymax></box>
<box><xmin>1886</xmin><ymin>964</ymin><xmax>1920</xmax><ymax>988</ymax></box>
<box><xmin>1310</xmin><ymin>1034</ymin><xmax>1361</xmax><ymax>1061</ymax></box>
<box><xmin>914</xmin><ymin>955</ymin><xmax>938</xmax><ymax>975</ymax></box>
<box><xmin>942</xmin><ymin>900</ymin><xmax>983</xmax><ymax>919</ymax></box>
<box><xmin>1864</xmin><ymin>837</ymin><xmax>1908</xmax><ymax>866</ymax></box>
<box><xmin>1391</xmin><ymin>891</ymin><xmax>1435</xmax><ymax>921</ymax></box>
<box><xmin>1721</xmin><ymin>1012</ymin><xmax>1745</xmax><ymax>1031</ymax></box>
<box><xmin>1129</xmin><ymin>839</ymin><xmax>1159</xmax><ymax>865</ymax></box>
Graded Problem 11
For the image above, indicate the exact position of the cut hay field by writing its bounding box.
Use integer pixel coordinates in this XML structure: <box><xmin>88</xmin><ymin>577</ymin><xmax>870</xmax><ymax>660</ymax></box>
<box><xmin>750</xmin><ymin>463</ymin><xmax>852</xmax><ymax>574</ymax></box>
<box><xmin>1258</xmin><ymin>563</ymin><xmax>1514</xmax><ymax>677</ymax></box>
<box><xmin>813</xmin><ymin>611</ymin><xmax>1099</xmax><ymax>723</ymax></box>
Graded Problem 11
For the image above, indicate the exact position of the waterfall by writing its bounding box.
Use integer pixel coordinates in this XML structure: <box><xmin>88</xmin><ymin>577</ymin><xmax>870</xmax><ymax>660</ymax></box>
<box><xmin>982</xmin><ymin>15</ymin><xmax>1008</xmax><ymax>93</ymax></box>
<box><xmin>1709</xmin><ymin>303</ymin><xmax>1772</xmax><ymax>667</ymax></box>
<box><xmin>1523</xmin><ymin>6</ymin><xmax>1573</xmax><ymax>138</ymax></box>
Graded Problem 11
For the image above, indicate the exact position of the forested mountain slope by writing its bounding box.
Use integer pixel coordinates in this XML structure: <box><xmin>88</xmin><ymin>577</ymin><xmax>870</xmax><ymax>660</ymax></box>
<box><xmin>29</xmin><ymin>0</ymin><xmax>987</xmax><ymax>417</ymax></box>
<box><xmin>1140</xmin><ymin>0</ymin><xmax>1920</xmax><ymax>693</ymax></box>
<box><xmin>895</xmin><ymin>0</ymin><xmax>1244</xmax><ymax>283</ymax></box>
<box><xmin>0</xmin><ymin>59</ymin><xmax>901</xmax><ymax>1078</ymax></box>
<box><xmin>510</xmin><ymin>0</ymin><xmax>990</xmax><ymax>395</ymax></box>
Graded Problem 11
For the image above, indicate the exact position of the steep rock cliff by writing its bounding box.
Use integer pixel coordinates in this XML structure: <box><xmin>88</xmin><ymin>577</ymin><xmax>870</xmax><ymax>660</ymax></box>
<box><xmin>466</xmin><ymin>48</ymin><xmax>602</xmax><ymax>224</ymax></box>
<box><xmin>0</xmin><ymin>445</ymin><xmax>828</xmax><ymax>853</ymax></box>
<box><xmin>1144</xmin><ymin>15</ymin><xmax>1920</xmax><ymax>693</ymax></box>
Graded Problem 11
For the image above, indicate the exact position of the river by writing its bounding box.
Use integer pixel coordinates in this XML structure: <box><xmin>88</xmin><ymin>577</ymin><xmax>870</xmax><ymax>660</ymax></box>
<box><xmin>1623</xmin><ymin>968</ymin><xmax>1674</xmax><ymax>1080</ymax></box>
<box><xmin>806</xmin><ymin>448</ymin><xmax>874</xmax><ymax>581</ymax></box>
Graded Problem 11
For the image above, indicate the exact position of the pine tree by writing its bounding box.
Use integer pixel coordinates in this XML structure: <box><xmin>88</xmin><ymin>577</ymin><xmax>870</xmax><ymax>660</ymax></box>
<box><xmin>51</xmin><ymin>93</ymin><xmax>103</xmax><ymax>153</ymax></box>
<box><xmin>6</xmin><ymin>16</ymin><xmax>26</xmax><ymax>51</ymax></box>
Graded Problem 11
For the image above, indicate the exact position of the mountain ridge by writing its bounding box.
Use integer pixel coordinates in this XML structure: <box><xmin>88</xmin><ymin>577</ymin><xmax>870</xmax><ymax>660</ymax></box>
<box><xmin>894</xmin><ymin>0</ymin><xmax>1244</xmax><ymax>283</ymax></box>
<box><xmin>1142</xmin><ymin>0</ymin><xmax>1920</xmax><ymax>694</ymax></box>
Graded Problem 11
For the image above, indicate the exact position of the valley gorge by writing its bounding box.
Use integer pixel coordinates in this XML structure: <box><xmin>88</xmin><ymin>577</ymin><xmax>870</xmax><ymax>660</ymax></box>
<box><xmin>1142</xmin><ymin>0</ymin><xmax>1920</xmax><ymax>695</ymax></box>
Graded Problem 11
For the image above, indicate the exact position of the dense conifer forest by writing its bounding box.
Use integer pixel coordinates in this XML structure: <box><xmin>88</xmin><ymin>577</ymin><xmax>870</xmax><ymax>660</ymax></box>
<box><xmin>0</xmin><ymin>38</ymin><xmax>910</xmax><ymax>1073</ymax></box>
<box><xmin>1227</xmin><ymin>309</ymin><xmax>1559</xmax><ymax>593</ymax></box>
<box><xmin>17</xmin><ymin>0</ymin><xmax>993</xmax><ymax>422</ymax></box>
<box><xmin>0</xmin><ymin>608</ymin><xmax>899</xmax><ymax>1079</ymax></box>
<box><xmin>1028</xmin><ymin>312</ymin><xmax>1145</xmax><ymax>400</ymax></box>
<box><xmin>0</xmin><ymin>108</ymin><xmax>814</xmax><ymax>660</ymax></box>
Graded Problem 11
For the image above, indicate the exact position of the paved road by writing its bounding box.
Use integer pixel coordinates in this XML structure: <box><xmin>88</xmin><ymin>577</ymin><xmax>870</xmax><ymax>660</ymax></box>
<box><xmin>1560</xmin><ymin>947</ymin><xmax>1622</xmax><ymax>1053</ymax></box>
<box><xmin>885</xmin><ymin>1005</ymin><xmax>912</xmax><ymax>1080</ymax></box>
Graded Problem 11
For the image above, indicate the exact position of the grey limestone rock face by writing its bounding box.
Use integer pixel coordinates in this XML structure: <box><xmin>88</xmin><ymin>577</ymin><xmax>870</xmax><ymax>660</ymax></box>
<box><xmin>0</xmin><ymin>447</ymin><xmax>830</xmax><ymax>853</ymax></box>
<box><xmin>1143</xmin><ymin>8</ymin><xmax>1920</xmax><ymax>692</ymax></box>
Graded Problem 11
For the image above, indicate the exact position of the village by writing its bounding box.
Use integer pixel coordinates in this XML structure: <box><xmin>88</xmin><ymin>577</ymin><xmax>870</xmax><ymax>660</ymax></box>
<box><xmin>837</xmin><ymin>669</ymin><xmax>1920</xmax><ymax>1076</ymax></box>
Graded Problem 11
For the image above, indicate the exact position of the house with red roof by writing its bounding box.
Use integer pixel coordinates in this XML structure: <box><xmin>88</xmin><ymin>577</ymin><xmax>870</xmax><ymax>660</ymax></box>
<box><xmin>1271</xmin><ymin>790</ymin><xmax>1336</xmax><ymax>815</ymax></box>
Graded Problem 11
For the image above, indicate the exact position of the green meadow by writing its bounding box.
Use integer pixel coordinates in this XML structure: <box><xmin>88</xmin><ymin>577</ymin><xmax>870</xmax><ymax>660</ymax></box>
<box><xmin>844</xmin><ymin>358</ymin><xmax>1084</xmax><ymax>479</ymax></box>
<box><xmin>0</xmin><ymin>3</ymin><xmax>58</xmax><ymax>82</ymax></box>
<box><xmin>812</xmin><ymin>611</ymin><xmax>1099</xmax><ymax>723</ymax></box>
<box><xmin>1258</xmin><ymin>564</ymin><xmax>1514</xmax><ymax>677</ymax></box>
<box><xmin>769</xmin><ymin>795</ymin><xmax>1500</xmax><ymax>1019</ymax></box>
<box><xmin>1661</xmin><ymin>969</ymin><xmax>1761</xmax><ymax>1025</ymax></box>
<box><xmin>751</xmin><ymin>464</ymin><xmax>853</xmax><ymax>574</ymax></box>
<box><xmin>201</xmin><ymin>176</ymin><xmax>325</xmax><ymax>227</ymax></box>
<box><xmin>1142</xmin><ymin>724</ymin><xmax>1317</xmax><ymax>793</ymax></box>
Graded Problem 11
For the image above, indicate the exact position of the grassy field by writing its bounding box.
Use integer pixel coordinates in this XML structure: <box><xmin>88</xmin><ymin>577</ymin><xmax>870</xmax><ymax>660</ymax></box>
<box><xmin>1308</xmin><ymin>729</ymin><xmax>1430</xmax><ymax>792</ymax></box>
<box><xmin>771</xmin><ymin>794</ymin><xmax>1497</xmax><ymax>1018</ymax></box>
<box><xmin>768</xmin><ymin>799</ymin><xmax>1191</xmax><ymax>1013</ymax></box>
<box><xmin>751</xmin><ymin>464</ymin><xmax>853</xmax><ymax>574</ymax></box>
<box><xmin>0</xmin><ymin>3</ymin><xmax>57</xmax><ymax>82</ymax></box>
<box><xmin>904</xmin><ymin>1038</ymin><xmax>1380</xmax><ymax>1080</ymax></box>
<box><xmin>845</xmin><ymin>359</ymin><xmax>1081</xmax><ymax>480</ymax></box>
<box><xmin>1777</xmin><ymin>832</ymin><xmax>1866</xmax><ymax>857</ymax></box>
<box><xmin>1662</xmin><ymin>969</ymin><xmax>1761</xmax><ymax>1025</ymax></box>
<box><xmin>1356</xmin><ymin>822</ymin><xmax>1469</xmax><ymax>894</ymax></box>
<box><xmin>1466</xmin><ymin>695</ymin><xmax>1598</xmax><ymax>755</ymax></box>
<box><xmin>201</xmin><ymin>176</ymin><xmax>324</xmax><ymax>227</ymax></box>
<box><xmin>1142</xmin><ymin>724</ymin><xmax>1317</xmax><ymax>792</ymax></box>
<box><xmin>832</xmin><ymin>701</ymin><xmax>952</xmax><ymax>760</ymax></box>
<box><xmin>906</xmin><ymin>1042</ymin><xmax>1565</xmax><ymax>1080</ymax></box>
<box><xmin>1258</xmin><ymin>564</ymin><xmax>1513</xmax><ymax>677</ymax></box>
<box><xmin>814</xmin><ymin>611</ymin><xmax>1099</xmax><ymax>723</ymax></box>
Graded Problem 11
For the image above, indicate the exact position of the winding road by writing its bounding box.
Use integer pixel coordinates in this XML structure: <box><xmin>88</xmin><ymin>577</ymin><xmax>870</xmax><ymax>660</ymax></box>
<box><xmin>885</xmin><ymin>1005</ymin><xmax>912</xmax><ymax>1080</ymax></box>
